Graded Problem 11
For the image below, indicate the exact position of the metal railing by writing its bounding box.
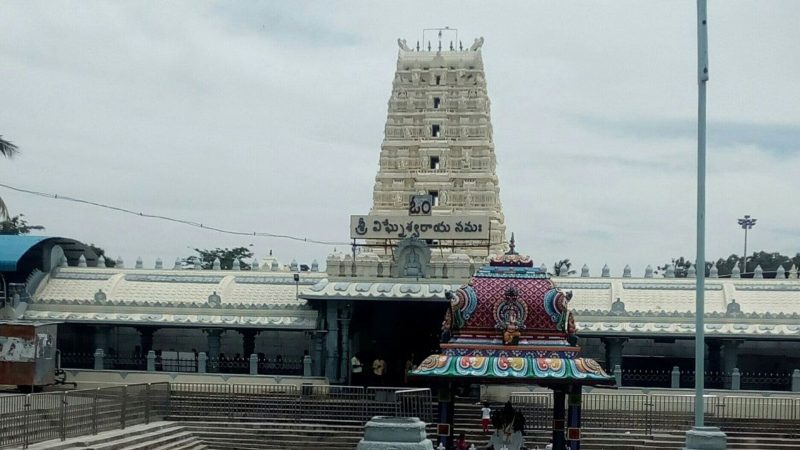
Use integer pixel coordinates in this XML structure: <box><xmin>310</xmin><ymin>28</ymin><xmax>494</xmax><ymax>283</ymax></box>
<box><xmin>511</xmin><ymin>391</ymin><xmax>800</xmax><ymax>437</ymax></box>
<box><xmin>168</xmin><ymin>383</ymin><xmax>433</xmax><ymax>423</ymax></box>
<box><xmin>0</xmin><ymin>382</ymin><xmax>170</xmax><ymax>449</ymax></box>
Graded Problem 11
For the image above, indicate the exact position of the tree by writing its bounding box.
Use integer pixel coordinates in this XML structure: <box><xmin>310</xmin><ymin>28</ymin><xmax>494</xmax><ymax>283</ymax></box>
<box><xmin>0</xmin><ymin>214</ymin><xmax>45</xmax><ymax>235</ymax></box>
<box><xmin>0</xmin><ymin>135</ymin><xmax>19</xmax><ymax>220</ymax></box>
<box><xmin>184</xmin><ymin>247</ymin><xmax>254</xmax><ymax>270</ymax></box>
<box><xmin>552</xmin><ymin>259</ymin><xmax>576</xmax><ymax>276</ymax></box>
<box><xmin>662</xmin><ymin>252</ymin><xmax>800</xmax><ymax>278</ymax></box>
<box><xmin>88</xmin><ymin>244</ymin><xmax>116</xmax><ymax>268</ymax></box>
<box><xmin>657</xmin><ymin>256</ymin><xmax>693</xmax><ymax>278</ymax></box>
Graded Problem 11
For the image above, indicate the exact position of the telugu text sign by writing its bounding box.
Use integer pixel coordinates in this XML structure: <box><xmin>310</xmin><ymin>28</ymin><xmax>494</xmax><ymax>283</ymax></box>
<box><xmin>350</xmin><ymin>215</ymin><xmax>490</xmax><ymax>240</ymax></box>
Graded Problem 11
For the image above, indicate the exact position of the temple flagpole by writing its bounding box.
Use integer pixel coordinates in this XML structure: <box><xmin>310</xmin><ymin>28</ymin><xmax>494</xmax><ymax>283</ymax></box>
<box><xmin>694</xmin><ymin>0</ymin><xmax>709</xmax><ymax>429</ymax></box>
<box><xmin>684</xmin><ymin>2</ymin><xmax>726</xmax><ymax>448</ymax></box>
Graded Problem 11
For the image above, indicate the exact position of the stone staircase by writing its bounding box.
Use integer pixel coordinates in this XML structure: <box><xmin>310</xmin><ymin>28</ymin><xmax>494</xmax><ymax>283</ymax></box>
<box><xmin>21</xmin><ymin>401</ymin><xmax>800</xmax><ymax>450</ymax></box>
<box><xmin>25</xmin><ymin>422</ymin><xmax>207</xmax><ymax>450</ymax></box>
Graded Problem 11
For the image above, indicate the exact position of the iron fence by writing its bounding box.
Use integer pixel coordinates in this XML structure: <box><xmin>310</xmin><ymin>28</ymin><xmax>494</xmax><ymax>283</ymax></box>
<box><xmin>511</xmin><ymin>391</ymin><xmax>800</xmax><ymax>437</ymax></box>
<box><xmin>168</xmin><ymin>383</ymin><xmax>433</xmax><ymax>423</ymax></box>
<box><xmin>0</xmin><ymin>382</ymin><xmax>170</xmax><ymax>449</ymax></box>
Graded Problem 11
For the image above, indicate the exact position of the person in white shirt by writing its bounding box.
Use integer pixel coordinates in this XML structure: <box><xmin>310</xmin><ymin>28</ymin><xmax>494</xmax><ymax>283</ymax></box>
<box><xmin>350</xmin><ymin>353</ymin><xmax>363</xmax><ymax>386</ymax></box>
<box><xmin>481</xmin><ymin>402</ymin><xmax>492</xmax><ymax>434</ymax></box>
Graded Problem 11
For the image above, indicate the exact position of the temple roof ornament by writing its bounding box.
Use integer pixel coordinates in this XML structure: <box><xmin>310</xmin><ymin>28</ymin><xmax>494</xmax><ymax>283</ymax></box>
<box><xmin>776</xmin><ymin>265</ymin><xmax>786</xmax><ymax>279</ymax></box>
<box><xmin>412</xmin><ymin>244</ymin><xmax>613</xmax><ymax>385</ymax></box>
<box><xmin>601</xmin><ymin>264</ymin><xmax>610</xmax><ymax>278</ymax></box>
<box><xmin>78</xmin><ymin>254</ymin><xmax>87</xmax><ymax>268</ymax></box>
<box><xmin>732</xmin><ymin>265</ymin><xmax>741</xmax><ymax>278</ymax></box>
<box><xmin>97</xmin><ymin>255</ymin><xmax>106</xmax><ymax>268</ymax></box>
<box><xmin>232</xmin><ymin>258</ymin><xmax>241</xmax><ymax>271</ymax></box>
<box><xmin>754</xmin><ymin>265</ymin><xmax>764</xmax><ymax>279</ymax></box>
<box><xmin>212</xmin><ymin>258</ymin><xmax>221</xmax><ymax>271</ymax></box>
<box><xmin>665</xmin><ymin>264</ymin><xmax>675</xmax><ymax>278</ymax></box>
<box><xmin>155</xmin><ymin>258</ymin><xmax>163</xmax><ymax>270</ymax></box>
<box><xmin>115</xmin><ymin>257</ymin><xmax>124</xmax><ymax>269</ymax></box>
<box><xmin>645</xmin><ymin>265</ymin><xmax>654</xmax><ymax>278</ymax></box>
<box><xmin>173</xmin><ymin>257</ymin><xmax>182</xmax><ymax>270</ymax></box>
<box><xmin>709</xmin><ymin>264</ymin><xmax>719</xmax><ymax>278</ymax></box>
<box><xmin>790</xmin><ymin>265</ymin><xmax>798</xmax><ymax>279</ymax></box>
<box><xmin>135</xmin><ymin>257</ymin><xmax>143</xmax><ymax>269</ymax></box>
<box><xmin>581</xmin><ymin>264</ymin><xmax>590</xmax><ymax>278</ymax></box>
<box><xmin>687</xmin><ymin>264</ymin><xmax>696</xmax><ymax>278</ymax></box>
<box><xmin>623</xmin><ymin>265</ymin><xmax>632</xmax><ymax>278</ymax></box>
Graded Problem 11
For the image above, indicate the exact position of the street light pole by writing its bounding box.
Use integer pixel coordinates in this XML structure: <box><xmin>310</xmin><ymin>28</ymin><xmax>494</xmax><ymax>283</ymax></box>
<box><xmin>737</xmin><ymin>215</ymin><xmax>757</xmax><ymax>275</ymax></box>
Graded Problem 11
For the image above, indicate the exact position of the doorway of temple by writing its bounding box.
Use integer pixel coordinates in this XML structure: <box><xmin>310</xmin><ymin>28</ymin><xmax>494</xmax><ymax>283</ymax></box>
<box><xmin>350</xmin><ymin>300</ymin><xmax>447</xmax><ymax>387</ymax></box>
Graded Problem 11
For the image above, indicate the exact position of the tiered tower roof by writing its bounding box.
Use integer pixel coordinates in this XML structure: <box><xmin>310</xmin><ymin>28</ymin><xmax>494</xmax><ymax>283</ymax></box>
<box><xmin>370</xmin><ymin>37</ymin><xmax>507</xmax><ymax>256</ymax></box>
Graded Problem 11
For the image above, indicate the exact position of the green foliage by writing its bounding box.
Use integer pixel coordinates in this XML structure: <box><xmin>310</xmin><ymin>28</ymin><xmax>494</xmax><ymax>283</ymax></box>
<box><xmin>88</xmin><ymin>244</ymin><xmax>116</xmax><ymax>268</ymax></box>
<box><xmin>0</xmin><ymin>214</ymin><xmax>45</xmax><ymax>235</ymax></box>
<box><xmin>0</xmin><ymin>135</ymin><xmax>19</xmax><ymax>219</ymax></box>
<box><xmin>664</xmin><ymin>252</ymin><xmax>800</xmax><ymax>278</ymax></box>
<box><xmin>185</xmin><ymin>247</ymin><xmax>253</xmax><ymax>270</ymax></box>
<box><xmin>552</xmin><ymin>258</ymin><xmax>576</xmax><ymax>276</ymax></box>
<box><xmin>657</xmin><ymin>256</ymin><xmax>693</xmax><ymax>278</ymax></box>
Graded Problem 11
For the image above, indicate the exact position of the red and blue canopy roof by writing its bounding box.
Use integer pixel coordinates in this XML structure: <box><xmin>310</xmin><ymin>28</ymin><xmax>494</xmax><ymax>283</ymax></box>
<box><xmin>412</xmin><ymin>239</ymin><xmax>613</xmax><ymax>386</ymax></box>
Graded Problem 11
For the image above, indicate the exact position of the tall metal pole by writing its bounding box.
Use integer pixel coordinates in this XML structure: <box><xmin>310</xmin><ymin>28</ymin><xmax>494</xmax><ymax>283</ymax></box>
<box><xmin>694</xmin><ymin>0</ymin><xmax>709</xmax><ymax>429</ymax></box>
<box><xmin>742</xmin><ymin>227</ymin><xmax>748</xmax><ymax>275</ymax></box>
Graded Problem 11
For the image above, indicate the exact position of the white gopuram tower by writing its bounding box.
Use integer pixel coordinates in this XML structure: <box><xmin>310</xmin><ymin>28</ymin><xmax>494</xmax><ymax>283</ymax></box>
<box><xmin>369</xmin><ymin>35</ymin><xmax>507</xmax><ymax>257</ymax></box>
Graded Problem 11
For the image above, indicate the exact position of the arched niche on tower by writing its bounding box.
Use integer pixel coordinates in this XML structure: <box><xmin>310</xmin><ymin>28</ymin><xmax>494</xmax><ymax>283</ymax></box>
<box><xmin>392</xmin><ymin>238</ymin><xmax>432</xmax><ymax>279</ymax></box>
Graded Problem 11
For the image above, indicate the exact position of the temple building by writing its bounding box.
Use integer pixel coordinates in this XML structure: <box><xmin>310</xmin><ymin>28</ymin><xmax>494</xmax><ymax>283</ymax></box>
<box><xmin>1</xmin><ymin>36</ymin><xmax>800</xmax><ymax>388</ymax></box>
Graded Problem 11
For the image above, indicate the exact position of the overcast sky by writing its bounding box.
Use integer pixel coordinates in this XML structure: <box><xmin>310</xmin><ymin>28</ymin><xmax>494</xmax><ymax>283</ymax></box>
<box><xmin>1</xmin><ymin>1</ymin><xmax>798</xmax><ymax>274</ymax></box>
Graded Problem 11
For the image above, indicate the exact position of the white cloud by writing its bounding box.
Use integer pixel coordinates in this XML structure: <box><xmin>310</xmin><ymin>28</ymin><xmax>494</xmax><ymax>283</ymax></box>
<box><xmin>1</xmin><ymin>1</ymin><xmax>798</xmax><ymax>273</ymax></box>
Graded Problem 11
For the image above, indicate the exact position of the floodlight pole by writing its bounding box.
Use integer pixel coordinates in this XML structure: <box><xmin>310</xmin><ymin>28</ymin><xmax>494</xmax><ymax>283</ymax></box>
<box><xmin>694</xmin><ymin>0</ymin><xmax>709</xmax><ymax>430</ymax></box>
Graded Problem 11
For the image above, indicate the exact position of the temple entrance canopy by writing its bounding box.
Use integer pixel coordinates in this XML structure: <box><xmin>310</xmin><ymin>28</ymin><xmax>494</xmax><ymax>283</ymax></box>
<box><xmin>412</xmin><ymin>236</ymin><xmax>614</xmax><ymax>449</ymax></box>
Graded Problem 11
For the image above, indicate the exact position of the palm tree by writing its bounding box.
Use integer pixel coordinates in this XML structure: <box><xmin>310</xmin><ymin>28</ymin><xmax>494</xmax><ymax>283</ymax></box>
<box><xmin>0</xmin><ymin>135</ymin><xmax>19</xmax><ymax>219</ymax></box>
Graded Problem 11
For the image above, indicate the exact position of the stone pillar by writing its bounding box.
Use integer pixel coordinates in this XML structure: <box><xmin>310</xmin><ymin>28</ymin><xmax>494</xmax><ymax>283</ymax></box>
<box><xmin>731</xmin><ymin>368</ymin><xmax>741</xmax><ymax>390</ymax></box>
<box><xmin>249</xmin><ymin>354</ymin><xmax>258</xmax><ymax>375</ymax></box>
<box><xmin>602</xmin><ymin>338</ymin><xmax>626</xmax><ymax>373</ymax></box>
<box><xmin>137</xmin><ymin>327</ymin><xmax>156</xmax><ymax>354</ymax></box>
<box><xmin>671</xmin><ymin>366</ymin><xmax>681</xmax><ymax>389</ymax></box>
<box><xmin>325</xmin><ymin>304</ymin><xmax>340</xmax><ymax>382</ymax></box>
<box><xmin>614</xmin><ymin>365</ymin><xmax>622</xmax><ymax>387</ymax></box>
<box><xmin>146</xmin><ymin>350</ymin><xmax>156</xmax><ymax>372</ymax></box>
<box><xmin>339</xmin><ymin>304</ymin><xmax>352</xmax><ymax>385</ymax></box>
<box><xmin>206</xmin><ymin>329</ymin><xmax>223</xmax><ymax>373</ymax></box>
<box><xmin>567</xmin><ymin>385</ymin><xmax>583</xmax><ymax>450</ymax></box>
<box><xmin>792</xmin><ymin>369</ymin><xmax>800</xmax><ymax>392</ymax></box>
<box><xmin>722</xmin><ymin>340</ymin><xmax>742</xmax><ymax>380</ymax></box>
<box><xmin>197</xmin><ymin>352</ymin><xmax>207</xmax><ymax>373</ymax></box>
<box><xmin>313</xmin><ymin>331</ymin><xmax>325</xmax><ymax>377</ymax></box>
<box><xmin>93</xmin><ymin>348</ymin><xmax>105</xmax><ymax>370</ymax></box>
<box><xmin>552</xmin><ymin>388</ymin><xmax>567</xmax><ymax>450</ymax></box>
<box><xmin>303</xmin><ymin>355</ymin><xmax>312</xmax><ymax>377</ymax></box>
<box><xmin>239</xmin><ymin>329</ymin><xmax>257</xmax><ymax>359</ymax></box>
<box><xmin>94</xmin><ymin>326</ymin><xmax>112</xmax><ymax>354</ymax></box>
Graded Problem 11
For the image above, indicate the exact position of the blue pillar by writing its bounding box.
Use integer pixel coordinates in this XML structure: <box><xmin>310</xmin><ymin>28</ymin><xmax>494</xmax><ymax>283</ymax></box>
<box><xmin>325</xmin><ymin>303</ymin><xmax>340</xmax><ymax>381</ymax></box>
<box><xmin>553</xmin><ymin>388</ymin><xmax>566</xmax><ymax>449</ymax></box>
<box><xmin>436</xmin><ymin>384</ymin><xmax>454</xmax><ymax>448</ymax></box>
<box><xmin>567</xmin><ymin>385</ymin><xmax>583</xmax><ymax>450</ymax></box>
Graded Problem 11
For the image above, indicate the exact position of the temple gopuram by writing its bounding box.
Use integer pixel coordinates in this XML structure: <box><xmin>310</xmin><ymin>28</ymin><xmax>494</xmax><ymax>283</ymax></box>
<box><xmin>413</xmin><ymin>235</ymin><xmax>613</xmax><ymax>449</ymax></box>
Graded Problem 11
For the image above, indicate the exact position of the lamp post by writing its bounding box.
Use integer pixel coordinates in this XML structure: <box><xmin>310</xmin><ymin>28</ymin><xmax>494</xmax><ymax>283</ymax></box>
<box><xmin>737</xmin><ymin>215</ymin><xmax>757</xmax><ymax>276</ymax></box>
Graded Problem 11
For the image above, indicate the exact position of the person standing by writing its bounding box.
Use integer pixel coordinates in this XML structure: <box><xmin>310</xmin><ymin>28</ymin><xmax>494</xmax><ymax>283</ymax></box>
<box><xmin>480</xmin><ymin>402</ymin><xmax>492</xmax><ymax>434</ymax></box>
<box><xmin>351</xmin><ymin>353</ymin><xmax>364</xmax><ymax>386</ymax></box>
<box><xmin>372</xmin><ymin>356</ymin><xmax>386</xmax><ymax>386</ymax></box>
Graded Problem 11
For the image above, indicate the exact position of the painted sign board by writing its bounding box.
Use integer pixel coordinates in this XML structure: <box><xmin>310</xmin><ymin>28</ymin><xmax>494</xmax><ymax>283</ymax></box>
<box><xmin>408</xmin><ymin>194</ymin><xmax>433</xmax><ymax>216</ymax></box>
<box><xmin>350</xmin><ymin>215</ymin><xmax>490</xmax><ymax>240</ymax></box>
